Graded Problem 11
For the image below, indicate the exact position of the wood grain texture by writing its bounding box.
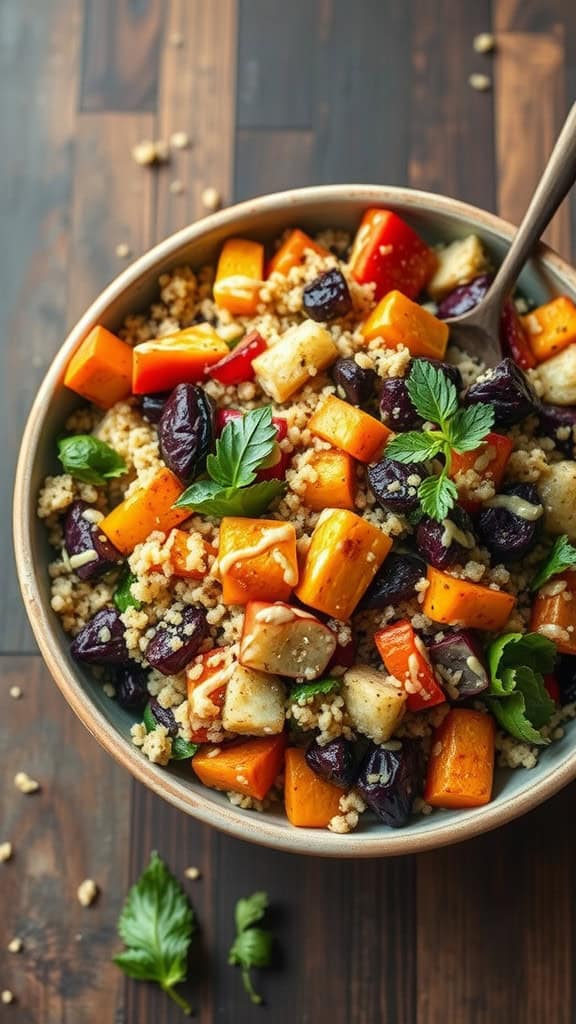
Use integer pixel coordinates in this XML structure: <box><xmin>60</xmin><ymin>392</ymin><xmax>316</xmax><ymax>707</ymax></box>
<box><xmin>80</xmin><ymin>0</ymin><xmax>164</xmax><ymax>112</ymax></box>
<box><xmin>0</xmin><ymin>656</ymin><xmax>130</xmax><ymax>1023</ymax></box>
<box><xmin>235</xmin><ymin>130</ymin><xmax>316</xmax><ymax>201</ymax></box>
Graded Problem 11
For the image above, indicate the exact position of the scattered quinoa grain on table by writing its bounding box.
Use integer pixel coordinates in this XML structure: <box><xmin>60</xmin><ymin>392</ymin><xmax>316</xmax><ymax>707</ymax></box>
<box><xmin>1</xmin><ymin>990</ymin><xmax>14</xmax><ymax>1005</ymax></box>
<box><xmin>14</xmin><ymin>772</ymin><xmax>40</xmax><ymax>795</ymax></box>
<box><xmin>7</xmin><ymin>938</ymin><xmax>23</xmax><ymax>954</ymax></box>
<box><xmin>77</xmin><ymin>879</ymin><xmax>99</xmax><ymax>907</ymax></box>
<box><xmin>0</xmin><ymin>842</ymin><xmax>13</xmax><ymax>862</ymax></box>
<box><xmin>39</xmin><ymin>207</ymin><xmax>576</xmax><ymax>834</ymax></box>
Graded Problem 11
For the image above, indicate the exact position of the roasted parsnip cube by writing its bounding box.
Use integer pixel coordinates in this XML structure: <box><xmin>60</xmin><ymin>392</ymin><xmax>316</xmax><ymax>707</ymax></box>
<box><xmin>222</xmin><ymin>664</ymin><xmax>286</xmax><ymax>735</ymax></box>
<box><xmin>252</xmin><ymin>321</ymin><xmax>338</xmax><ymax>403</ymax></box>
<box><xmin>239</xmin><ymin>601</ymin><xmax>337</xmax><ymax>679</ymax></box>
<box><xmin>538</xmin><ymin>461</ymin><xmax>576</xmax><ymax>541</ymax></box>
<box><xmin>427</xmin><ymin>235</ymin><xmax>489</xmax><ymax>300</ymax></box>
<box><xmin>342</xmin><ymin>665</ymin><xmax>406</xmax><ymax>744</ymax></box>
<box><xmin>536</xmin><ymin>343</ymin><xmax>576</xmax><ymax>405</ymax></box>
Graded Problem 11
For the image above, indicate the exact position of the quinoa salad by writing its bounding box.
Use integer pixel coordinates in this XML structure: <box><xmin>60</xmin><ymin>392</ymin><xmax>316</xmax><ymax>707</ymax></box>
<box><xmin>38</xmin><ymin>209</ymin><xmax>576</xmax><ymax>834</ymax></box>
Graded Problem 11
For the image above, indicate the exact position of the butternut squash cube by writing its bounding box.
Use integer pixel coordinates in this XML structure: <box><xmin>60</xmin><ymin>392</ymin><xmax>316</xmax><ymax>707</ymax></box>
<box><xmin>213</xmin><ymin>238</ymin><xmax>264</xmax><ymax>315</ymax></box>
<box><xmin>252</xmin><ymin>321</ymin><xmax>338</xmax><ymax>403</ymax></box>
<box><xmin>218</xmin><ymin>517</ymin><xmax>298</xmax><ymax>605</ymax></box>
<box><xmin>301</xmin><ymin>449</ymin><xmax>357</xmax><ymax>511</ymax></box>
<box><xmin>362</xmin><ymin>289</ymin><xmax>449</xmax><ymax>359</ymax></box>
<box><xmin>308</xmin><ymin>394</ymin><xmax>392</xmax><ymax>463</ymax></box>
<box><xmin>99</xmin><ymin>468</ymin><xmax>189</xmax><ymax>555</ymax></box>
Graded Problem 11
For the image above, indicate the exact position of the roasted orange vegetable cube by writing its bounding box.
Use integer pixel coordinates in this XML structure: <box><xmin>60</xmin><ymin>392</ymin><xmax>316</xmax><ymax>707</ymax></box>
<box><xmin>295</xmin><ymin>509</ymin><xmax>392</xmax><ymax>619</ymax></box>
<box><xmin>132</xmin><ymin>325</ymin><xmax>229</xmax><ymax>393</ymax></box>
<box><xmin>450</xmin><ymin>431</ymin><xmax>514</xmax><ymax>512</ymax></box>
<box><xmin>193</xmin><ymin>733</ymin><xmax>286</xmax><ymax>800</ymax></box>
<box><xmin>218</xmin><ymin>517</ymin><xmax>298</xmax><ymax>605</ymax></box>
<box><xmin>99</xmin><ymin>468</ymin><xmax>189</xmax><ymax>554</ymax></box>
<box><xmin>308</xmin><ymin>395</ymin><xmax>393</xmax><ymax>464</ymax></box>
<box><xmin>268</xmin><ymin>229</ymin><xmax>329</xmax><ymax>276</ymax></box>
<box><xmin>423</xmin><ymin>567</ymin><xmax>516</xmax><ymax>632</ymax></box>
<box><xmin>164</xmin><ymin>529</ymin><xmax>216</xmax><ymax>579</ymax></box>
<box><xmin>362</xmin><ymin>289</ymin><xmax>449</xmax><ymax>359</ymax></box>
<box><xmin>349</xmin><ymin>209</ymin><xmax>437</xmax><ymax>300</ymax></box>
<box><xmin>64</xmin><ymin>325</ymin><xmax>133</xmax><ymax>409</ymax></box>
<box><xmin>531</xmin><ymin>571</ymin><xmax>576</xmax><ymax>655</ymax></box>
<box><xmin>424</xmin><ymin>709</ymin><xmax>495</xmax><ymax>809</ymax></box>
<box><xmin>301</xmin><ymin>450</ymin><xmax>357</xmax><ymax>511</ymax></box>
<box><xmin>284</xmin><ymin>747</ymin><xmax>345</xmax><ymax>827</ymax></box>
<box><xmin>213</xmin><ymin>238</ymin><xmax>264</xmax><ymax>315</ymax></box>
<box><xmin>522</xmin><ymin>296</ymin><xmax>576</xmax><ymax>363</ymax></box>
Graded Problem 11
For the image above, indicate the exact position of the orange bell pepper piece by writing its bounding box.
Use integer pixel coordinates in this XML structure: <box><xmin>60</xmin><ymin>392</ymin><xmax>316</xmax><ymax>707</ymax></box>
<box><xmin>64</xmin><ymin>325</ymin><xmax>133</xmax><ymax>409</ymax></box>
<box><xmin>132</xmin><ymin>325</ymin><xmax>228</xmax><ymax>394</ymax></box>
<box><xmin>349</xmin><ymin>208</ymin><xmax>437</xmax><ymax>300</ymax></box>
<box><xmin>99</xmin><ymin>468</ymin><xmax>189</xmax><ymax>554</ymax></box>
<box><xmin>284</xmin><ymin>747</ymin><xmax>345</xmax><ymax>827</ymax></box>
<box><xmin>295</xmin><ymin>509</ymin><xmax>392</xmax><ymax>619</ymax></box>
<box><xmin>213</xmin><ymin>238</ymin><xmax>264</xmax><ymax>315</ymax></box>
<box><xmin>217</xmin><ymin>517</ymin><xmax>298</xmax><ymax>605</ymax></box>
<box><xmin>268</xmin><ymin>228</ymin><xmax>329</xmax><ymax>276</ymax></box>
<box><xmin>362</xmin><ymin>289</ymin><xmax>449</xmax><ymax>359</ymax></box>
<box><xmin>450</xmin><ymin>431</ymin><xmax>514</xmax><ymax>513</ymax></box>
<box><xmin>424</xmin><ymin>709</ymin><xmax>495</xmax><ymax>809</ymax></box>
<box><xmin>301</xmin><ymin>450</ymin><xmax>357</xmax><ymax>512</ymax></box>
<box><xmin>522</xmin><ymin>296</ymin><xmax>576</xmax><ymax>363</ymax></box>
<box><xmin>193</xmin><ymin>733</ymin><xmax>286</xmax><ymax>801</ymax></box>
<box><xmin>308</xmin><ymin>394</ymin><xmax>393</xmax><ymax>464</ymax></box>
<box><xmin>374</xmin><ymin>619</ymin><xmax>445</xmax><ymax>712</ymax></box>
<box><xmin>530</xmin><ymin>571</ymin><xmax>576</xmax><ymax>655</ymax></box>
<box><xmin>423</xmin><ymin>567</ymin><xmax>516</xmax><ymax>632</ymax></box>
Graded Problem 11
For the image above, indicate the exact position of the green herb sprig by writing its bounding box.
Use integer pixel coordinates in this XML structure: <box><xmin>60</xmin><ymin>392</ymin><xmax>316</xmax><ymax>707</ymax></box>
<box><xmin>289</xmin><ymin>677</ymin><xmax>340</xmax><ymax>703</ymax></box>
<box><xmin>113</xmin><ymin>567</ymin><xmax>142</xmax><ymax>614</ymax></box>
<box><xmin>385</xmin><ymin>361</ymin><xmax>494</xmax><ymax>521</ymax></box>
<box><xmin>485</xmin><ymin>632</ymin><xmax>556</xmax><ymax>745</ymax></box>
<box><xmin>229</xmin><ymin>891</ymin><xmax>274</xmax><ymax>1005</ymax></box>
<box><xmin>174</xmin><ymin>406</ymin><xmax>285</xmax><ymax>518</ymax></box>
<box><xmin>58</xmin><ymin>434</ymin><xmax>126</xmax><ymax>485</ymax></box>
<box><xmin>531</xmin><ymin>534</ymin><xmax>576</xmax><ymax>592</ymax></box>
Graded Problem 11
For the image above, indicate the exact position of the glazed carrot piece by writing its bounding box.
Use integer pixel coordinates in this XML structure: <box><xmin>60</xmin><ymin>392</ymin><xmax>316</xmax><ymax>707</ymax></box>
<box><xmin>374</xmin><ymin>620</ymin><xmax>445</xmax><ymax>712</ymax></box>
<box><xmin>267</xmin><ymin>229</ymin><xmax>329</xmax><ymax>276</ymax></box>
<box><xmin>308</xmin><ymin>394</ymin><xmax>393</xmax><ymax>464</ymax></box>
<box><xmin>531</xmin><ymin>571</ymin><xmax>576</xmax><ymax>655</ymax></box>
<box><xmin>423</xmin><ymin>567</ymin><xmax>516</xmax><ymax>632</ymax></box>
<box><xmin>362</xmin><ymin>290</ymin><xmax>449</xmax><ymax>359</ymax></box>
<box><xmin>522</xmin><ymin>296</ymin><xmax>576</xmax><ymax>363</ymax></box>
<box><xmin>132</xmin><ymin>325</ymin><xmax>228</xmax><ymax>394</ymax></box>
<box><xmin>99</xmin><ymin>468</ymin><xmax>189</xmax><ymax>555</ymax></box>
<box><xmin>450</xmin><ymin>432</ymin><xmax>514</xmax><ymax>513</ymax></box>
<box><xmin>64</xmin><ymin>325</ymin><xmax>133</xmax><ymax>409</ymax></box>
<box><xmin>284</xmin><ymin>747</ymin><xmax>345</xmax><ymax>827</ymax></box>
<box><xmin>424</xmin><ymin>709</ymin><xmax>495</xmax><ymax>809</ymax></box>
<box><xmin>295</xmin><ymin>509</ymin><xmax>392</xmax><ymax>619</ymax></box>
<box><xmin>193</xmin><ymin>733</ymin><xmax>286</xmax><ymax>801</ymax></box>
<box><xmin>213</xmin><ymin>238</ymin><xmax>264</xmax><ymax>315</ymax></box>
<box><xmin>218</xmin><ymin>517</ymin><xmax>298</xmax><ymax>605</ymax></box>
<box><xmin>301</xmin><ymin>450</ymin><xmax>357</xmax><ymax>512</ymax></box>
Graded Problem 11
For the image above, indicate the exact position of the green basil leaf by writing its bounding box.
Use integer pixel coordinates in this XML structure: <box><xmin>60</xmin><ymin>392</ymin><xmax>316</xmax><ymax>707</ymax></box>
<box><xmin>289</xmin><ymin>677</ymin><xmax>340</xmax><ymax>703</ymax></box>
<box><xmin>171</xmin><ymin>737</ymin><xmax>198</xmax><ymax>761</ymax></box>
<box><xmin>58</xmin><ymin>435</ymin><xmax>126</xmax><ymax>485</ymax></box>
<box><xmin>206</xmin><ymin>406</ymin><xmax>278</xmax><ymax>488</ymax></box>
<box><xmin>531</xmin><ymin>534</ymin><xmax>576</xmax><ymax>591</ymax></box>
<box><xmin>142</xmin><ymin>704</ymin><xmax>155</xmax><ymax>733</ymax></box>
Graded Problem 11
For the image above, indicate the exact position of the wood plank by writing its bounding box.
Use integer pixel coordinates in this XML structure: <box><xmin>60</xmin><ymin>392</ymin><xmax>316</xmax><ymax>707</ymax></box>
<box><xmin>235</xmin><ymin>130</ymin><xmax>316</xmax><ymax>201</ymax></box>
<box><xmin>409</xmin><ymin>0</ymin><xmax>496</xmax><ymax>209</ymax></box>
<box><xmin>154</xmin><ymin>0</ymin><xmax>238</xmax><ymax>240</ymax></box>
<box><xmin>314</xmin><ymin>0</ymin><xmax>412</xmax><ymax>185</ymax></box>
<box><xmin>236</xmin><ymin>0</ymin><xmax>315</xmax><ymax>130</ymax></box>
<box><xmin>80</xmin><ymin>0</ymin><xmax>164</xmax><ymax>112</ymax></box>
<box><xmin>67</xmin><ymin>112</ymin><xmax>155</xmax><ymax>324</ymax></box>
<box><xmin>0</xmin><ymin>0</ymin><xmax>82</xmax><ymax>653</ymax></box>
<box><xmin>0</xmin><ymin>656</ymin><xmax>130</xmax><ymax>1022</ymax></box>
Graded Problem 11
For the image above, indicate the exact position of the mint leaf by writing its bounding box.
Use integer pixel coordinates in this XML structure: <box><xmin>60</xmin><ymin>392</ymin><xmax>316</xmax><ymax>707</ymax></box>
<box><xmin>174</xmin><ymin>479</ymin><xmax>285</xmax><ymax>518</ymax></box>
<box><xmin>406</xmin><ymin>360</ymin><xmax>458</xmax><ymax>427</ymax></box>
<box><xmin>235</xmin><ymin>891</ymin><xmax>268</xmax><ymax>934</ymax></box>
<box><xmin>385</xmin><ymin>432</ymin><xmax>445</xmax><ymax>464</ymax></box>
<box><xmin>171</xmin><ymin>737</ymin><xmax>198</xmax><ymax>761</ymax></box>
<box><xmin>445</xmin><ymin>404</ymin><xmax>495</xmax><ymax>453</ymax></box>
<box><xmin>418</xmin><ymin>472</ymin><xmax>457</xmax><ymax>521</ymax></box>
<box><xmin>531</xmin><ymin>534</ymin><xmax>576</xmax><ymax>591</ymax></box>
<box><xmin>114</xmin><ymin>568</ymin><xmax>142</xmax><ymax>613</ymax></box>
<box><xmin>58</xmin><ymin>435</ymin><xmax>126</xmax><ymax>485</ymax></box>
<box><xmin>229</xmin><ymin>891</ymin><xmax>273</xmax><ymax>1006</ymax></box>
<box><xmin>486</xmin><ymin>632</ymin><xmax>556</xmax><ymax>744</ymax></box>
<box><xmin>113</xmin><ymin>851</ymin><xmax>195</xmax><ymax>1015</ymax></box>
<box><xmin>206</xmin><ymin>406</ymin><xmax>278</xmax><ymax>488</ymax></box>
<box><xmin>290</xmin><ymin>677</ymin><xmax>340</xmax><ymax>703</ymax></box>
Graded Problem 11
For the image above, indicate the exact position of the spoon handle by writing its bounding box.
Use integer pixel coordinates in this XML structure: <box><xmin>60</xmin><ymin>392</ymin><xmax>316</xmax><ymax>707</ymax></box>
<box><xmin>487</xmin><ymin>101</ymin><xmax>576</xmax><ymax>309</ymax></box>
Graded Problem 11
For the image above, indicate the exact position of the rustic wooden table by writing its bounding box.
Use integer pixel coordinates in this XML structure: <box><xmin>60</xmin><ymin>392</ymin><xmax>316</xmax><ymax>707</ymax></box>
<box><xmin>3</xmin><ymin>2</ymin><xmax>576</xmax><ymax>1021</ymax></box>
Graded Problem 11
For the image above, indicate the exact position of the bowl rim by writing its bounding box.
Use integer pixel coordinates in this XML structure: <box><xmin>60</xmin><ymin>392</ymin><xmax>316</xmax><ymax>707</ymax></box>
<box><xmin>14</xmin><ymin>183</ymin><xmax>576</xmax><ymax>858</ymax></box>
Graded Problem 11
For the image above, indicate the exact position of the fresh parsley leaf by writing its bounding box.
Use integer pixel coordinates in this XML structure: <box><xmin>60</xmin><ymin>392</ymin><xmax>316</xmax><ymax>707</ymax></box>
<box><xmin>485</xmin><ymin>632</ymin><xmax>556</xmax><ymax>745</ymax></box>
<box><xmin>406</xmin><ymin>360</ymin><xmax>458</xmax><ymax>427</ymax></box>
<box><xmin>418</xmin><ymin>472</ymin><xmax>458</xmax><ymax>521</ymax></box>
<box><xmin>531</xmin><ymin>534</ymin><xmax>576</xmax><ymax>591</ymax></box>
<box><xmin>445</xmin><ymin>404</ymin><xmax>495</xmax><ymax>453</ymax></box>
<box><xmin>58</xmin><ymin>435</ymin><xmax>126</xmax><ymax>485</ymax></box>
<box><xmin>290</xmin><ymin>678</ymin><xmax>340</xmax><ymax>703</ymax></box>
<box><xmin>113</xmin><ymin>851</ymin><xmax>195</xmax><ymax>1016</ymax></box>
<box><xmin>385</xmin><ymin>431</ymin><xmax>445</xmax><ymax>463</ymax></box>
<box><xmin>114</xmin><ymin>568</ymin><xmax>142</xmax><ymax>613</ymax></box>
<box><xmin>206</xmin><ymin>405</ymin><xmax>278</xmax><ymax>488</ymax></box>
<box><xmin>174</xmin><ymin>479</ymin><xmax>285</xmax><ymax>517</ymax></box>
<box><xmin>171</xmin><ymin>737</ymin><xmax>199</xmax><ymax>761</ymax></box>
<box><xmin>229</xmin><ymin>891</ymin><xmax>273</xmax><ymax>1006</ymax></box>
<box><xmin>488</xmin><ymin>690</ymin><xmax>550</xmax><ymax>745</ymax></box>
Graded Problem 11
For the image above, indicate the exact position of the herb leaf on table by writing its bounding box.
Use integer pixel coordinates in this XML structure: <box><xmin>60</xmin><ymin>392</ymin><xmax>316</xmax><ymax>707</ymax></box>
<box><xmin>229</xmin><ymin>891</ymin><xmax>274</xmax><ymax>1005</ymax></box>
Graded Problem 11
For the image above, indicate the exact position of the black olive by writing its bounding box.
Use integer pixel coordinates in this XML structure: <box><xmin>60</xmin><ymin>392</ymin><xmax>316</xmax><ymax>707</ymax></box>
<box><xmin>359</xmin><ymin>553</ymin><xmax>424</xmax><ymax>609</ymax></box>
<box><xmin>115</xmin><ymin>665</ymin><xmax>150</xmax><ymax>711</ymax></box>
<box><xmin>64</xmin><ymin>501</ymin><xmax>122</xmax><ymax>580</ymax></box>
<box><xmin>302</xmin><ymin>268</ymin><xmax>352</xmax><ymax>322</ymax></box>
<box><xmin>416</xmin><ymin>506</ymin><xmax>476</xmax><ymax>570</ymax></box>
<box><xmin>437</xmin><ymin>274</ymin><xmax>492</xmax><ymax>320</ymax></box>
<box><xmin>71</xmin><ymin>608</ymin><xmax>130</xmax><ymax>665</ymax></box>
<box><xmin>367</xmin><ymin>458</ymin><xmax>427</xmax><ymax>514</ymax></box>
<box><xmin>332</xmin><ymin>357</ymin><xmax>377</xmax><ymax>406</ymax></box>
<box><xmin>305</xmin><ymin>737</ymin><xmax>358</xmax><ymax>787</ymax></box>
<box><xmin>464</xmin><ymin>358</ymin><xmax>537</xmax><ymax>427</ymax></box>
<box><xmin>477</xmin><ymin>482</ymin><xmax>543</xmax><ymax>562</ymax></box>
<box><xmin>145</xmin><ymin>605</ymin><xmax>209</xmax><ymax>676</ymax></box>
<box><xmin>140</xmin><ymin>392</ymin><xmax>171</xmax><ymax>424</ymax></box>
<box><xmin>158</xmin><ymin>384</ymin><xmax>216</xmax><ymax>483</ymax></box>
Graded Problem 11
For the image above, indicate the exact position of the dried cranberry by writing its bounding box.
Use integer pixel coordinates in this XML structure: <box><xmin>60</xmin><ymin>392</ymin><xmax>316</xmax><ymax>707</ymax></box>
<box><xmin>367</xmin><ymin>458</ymin><xmax>427</xmax><ymax>514</ymax></box>
<box><xmin>333</xmin><ymin>357</ymin><xmax>377</xmax><ymax>406</ymax></box>
<box><xmin>305</xmin><ymin>737</ymin><xmax>358</xmax><ymax>787</ymax></box>
<box><xmin>64</xmin><ymin>501</ymin><xmax>122</xmax><ymax>580</ymax></box>
<box><xmin>416</xmin><ymin>506</ymin><xmax>476</xmax><ymax>570</ymax></box>
<box><xmin>379</xmin><ymin>378</ymin><xmax>423</xmax><ymax>431</ymax></box>
<box><xmin>71</xmin><ymin>608</ymin><xmax>130</xmax><ymax>665</ymax></box>
<box><xmin>158</xmin><ymin>383</ymin><xmax>216</xmax><ymax>483</ymax></box>
<box><xmin>464</xmin><ymin>358</ymin><xmax>537</xmax><ymax>427</ymax></box>
<box><xmin>477</xmin><ymin>482</ymin><xmax>542</xmax><ymax>562</ymax></box>
<box><xmin>302</xmin><ymin>268</ymin><xmax>352</xmax><ymax>322</ymax></box>
<box><xmin>148</xmin><ymin>697</ymin><xmax>179</xmax><ymax>736</ymax></box>
<box><xmin>359</xmin><ymin>553</ymin><xmax>424</xmax><ymax>609</ymax></box>
<box><xmin>145</xmin><ymin>605</ymin><xmax>209</xmax><ymax>676</ymax></box>
<box><xmin>437</xmin><ymin>274</ymin><xmax>492</xmax><ymax>319</ymax></box>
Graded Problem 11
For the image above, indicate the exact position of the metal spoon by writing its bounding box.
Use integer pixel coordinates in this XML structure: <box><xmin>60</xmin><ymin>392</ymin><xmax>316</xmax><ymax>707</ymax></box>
<box><xmin>445</xmin><ymin>101</ymin><xmax>576</xmax><ymax>365</ymax></box>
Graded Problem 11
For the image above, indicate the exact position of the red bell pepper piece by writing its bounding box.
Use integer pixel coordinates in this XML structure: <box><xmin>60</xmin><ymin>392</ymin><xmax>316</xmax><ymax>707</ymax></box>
<box><xmin>207</xmin><ymin>330</ymin><xmax>268</xmax><ymax>385</ymax></box>
<box><xmin>349</xmin><ymin>209</ymin><xmax>437</xmax><ymax>300</ymax></box>
<box><xmin>500</xmin><ymin>300</ymin><xmax>537</xmax><ymax>371</ymax></box>
<box><xmin>544</xmin><ymin>674</ymin><xmax>561</xmax><ymax>704</ymax></box>
<box><xmin>450</xmin><ymin>431</ymin><xmax>514</xmax><ymax>514</ymax></box>
<box><xmin>374</xmin><ymin>619</ymin><xmax>446</xmax><ymax>712</ymax></box>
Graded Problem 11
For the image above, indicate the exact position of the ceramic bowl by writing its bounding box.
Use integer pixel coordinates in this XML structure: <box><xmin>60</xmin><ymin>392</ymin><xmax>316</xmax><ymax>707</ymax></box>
<box><xmin>14</xmin><ymin>185</ymin><xmax>576</xmax><ymax>856</ymax></box>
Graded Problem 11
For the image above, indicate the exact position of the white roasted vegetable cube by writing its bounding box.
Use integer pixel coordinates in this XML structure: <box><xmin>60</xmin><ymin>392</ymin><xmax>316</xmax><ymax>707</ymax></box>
<box><xmin>427</xmin><ymin>235</ymin><xmax>489</xmax><ymax>300</ymax></box>
<box><xmin>239</xmin><ymin>601</ymin><xmax>337</xmax><ymax>679</ymax></box>
<box><xmin>342</xmin><ymin>665</ymin><xmax>406</xmax><ymax>743</ymax></box>
<box><xmin>538</xmin><ymin>461</ymin><xmax>576</xmax><ymax>541</ymax></box>
<box><xmin>252</xmin><ymin>321</ymin><xmax>338</xmax><ymax>403</ymax></box>
<box><xmin>536</xmin><ymin>344</ymin><xmax>576</xmax><ymax>405</ymax></box>
<box><xmin>222</xmin><ymin>664</ymin><xmax>286</xmax><ymax>736</ymax></box>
